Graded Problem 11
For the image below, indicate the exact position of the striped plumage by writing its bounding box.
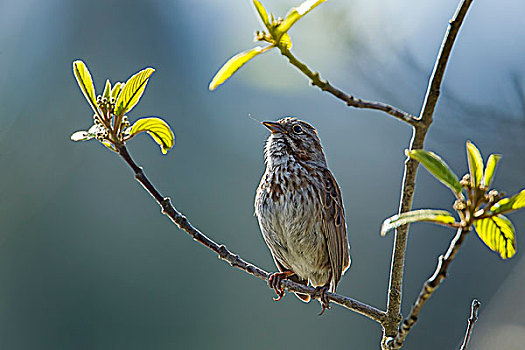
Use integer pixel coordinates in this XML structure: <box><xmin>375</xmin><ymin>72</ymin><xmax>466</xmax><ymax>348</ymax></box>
<box><xmin>254</xmin><ymin>117</ymin><xmax>350</xmax><ymax>308</ymax></box>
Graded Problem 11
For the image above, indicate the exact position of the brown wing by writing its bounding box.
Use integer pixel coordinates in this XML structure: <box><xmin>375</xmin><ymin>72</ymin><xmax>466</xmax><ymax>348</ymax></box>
<box><xmin>319</xmin><ymin>169</ymin><xmax>350</xmax><ymax>292</ymax></box>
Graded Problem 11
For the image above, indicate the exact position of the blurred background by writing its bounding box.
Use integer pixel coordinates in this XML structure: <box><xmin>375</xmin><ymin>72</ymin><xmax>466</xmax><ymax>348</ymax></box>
<box><xmin>1</xmin><ymin>0</ymin><xmax>524</xmax><ymax>349</ymax></box>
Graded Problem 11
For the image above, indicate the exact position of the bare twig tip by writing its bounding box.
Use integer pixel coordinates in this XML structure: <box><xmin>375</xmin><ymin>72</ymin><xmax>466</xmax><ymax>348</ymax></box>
<box><xmin>460</xmin><ymin>298</ymin><xmax>481</xmax><ymax>350</ymax></box>
<box><xmin>470</xmin><ymin>299</ymin><xmax>480</xmax><ymax>320</ymax></box>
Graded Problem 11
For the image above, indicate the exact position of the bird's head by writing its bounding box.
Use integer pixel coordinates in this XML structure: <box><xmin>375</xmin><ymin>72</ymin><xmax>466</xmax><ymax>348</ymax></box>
<box><xmin>262</xmin><ymin>117</ymin><xmax>326</xmax><ymax>167</ymax></box>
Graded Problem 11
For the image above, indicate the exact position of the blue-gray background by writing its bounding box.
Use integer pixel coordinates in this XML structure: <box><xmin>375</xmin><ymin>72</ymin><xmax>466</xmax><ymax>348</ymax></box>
<box><xmin>1</xmin><ymin>0</ymin><xmax>524</xmax><ymax>349</ymax></box>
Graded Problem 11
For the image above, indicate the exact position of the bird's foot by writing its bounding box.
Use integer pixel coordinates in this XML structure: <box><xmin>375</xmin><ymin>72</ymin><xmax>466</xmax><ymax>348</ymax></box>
<box><xmin>268</xmin><ymin>271</ymin><xmax>294</xmax><ymax>301</ymax></box>
<box><xmin>314</xmin><ymin>285</ymin><xmax>331</xmax><ymax>316</ymax></box>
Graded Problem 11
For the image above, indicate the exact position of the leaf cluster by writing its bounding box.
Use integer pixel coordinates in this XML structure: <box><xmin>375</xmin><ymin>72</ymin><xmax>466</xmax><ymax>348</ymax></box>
<box><xmin>71</xmin><ymin>60</ymin><xmax>175</xmax><ymax>154</ymax></box>
<box><xmin>208</xmin><ymin>0</ymin><xmax>326</xmax><ymax>91</ymax></box>
<box><xmin>382</xmin><ymin>142</ymin><xmax>523</xmax><ymax>259</ymax></box>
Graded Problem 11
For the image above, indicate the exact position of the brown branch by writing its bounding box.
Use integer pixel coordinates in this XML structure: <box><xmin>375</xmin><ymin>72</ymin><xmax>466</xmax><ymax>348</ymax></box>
<box><xmin>87</xmin><ymin>0</ymin><xmax>472</xmax><ymax>344</ymax></box>
<box><xmin>275</xmin><ymin>46</ymin><xmax>419</xmax><ymax>127</ymax></box>
<box><xmin>382</xmin><ymin>0</ymin><xmax>474</xmax><ymax>343</ymax></box>
<box><xmin>385</xmin><ymin>228</ymin><xmax>469</xmax><ymax>349</ymax></box>
<box><xmin>460</xmin><ymin>299</ymin><xmax>481</xmax><ymax>350</ymax></box>
<box><xmin>116</xmin><ymin>144</ymin><xmax>386</xmax><ymax>324</ymax></box>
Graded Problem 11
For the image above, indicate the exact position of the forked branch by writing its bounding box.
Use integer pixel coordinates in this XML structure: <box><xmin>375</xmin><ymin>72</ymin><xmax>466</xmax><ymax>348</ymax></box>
<box><xmin>385</xmin><ymin>228</ymin><xmax>469</xmax><ymax>349</ymax></box>
<box><xmin>383</xmin><ymin>0</ymin><xmax>474</xmax><ymax>343</ymax></box>
<box><xmin>71</xmin><ymin>0</ymin><xmax>501</xmax><ymax>348</ymax></box>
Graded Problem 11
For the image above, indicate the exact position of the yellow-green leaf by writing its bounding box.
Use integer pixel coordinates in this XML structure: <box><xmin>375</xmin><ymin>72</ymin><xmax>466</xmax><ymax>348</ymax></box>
<box><xmin>129</xmin><ymin>117</ymin><xmax>175</xmax><ymax>154</ymax></box>
<box><xmin>491</xmin><ymin>189</ymin><xmax>525</xmax><ymax>215</ymax></box>
<box><xmin>100</xmin><ymin>140</ymin><xmax>117</xmax><ymax>152</ymax></box>
<box><xmin>114</xmin><ymin>68</ymin><xmax>155</xmax><ymax>117</ymax></box>
<box><xmin>466</xmin><ymin>141</ymin><xmax>484</xmax><ymax>187</ymax></box>
<box><xmin>209</xmin><ymin>46</ymin><xmax>273</xmax><ymax>91</ymax></box>
<box><xmin>474</xmin><ymin>215</ymin><xmax>516</xmax><ymax>259</ymax></box>
<box><xmin>102</xmin><ymin>79</ymin><xmax>111</xmax><ymax>100</ymax></box>
<box><xmin>275</xmin><ymin>0</ymin><xmax>327</xmax><ymax>36</ymax></box>
<box><xmin>407</xmin><ymin>149</ymin><xmax>462</xmax><ymax>195</ymax></box>
<box><xmin>381</xmin><ymin>209</ymin><xmax>456</xmax><ymax>236</ymax></box>
<box><xmin>279</xmin><ymin>33</ymin><xmax>293</xmax><ymax>50</ymax></box>
<box><xmin>70</xmin><ymin>130</ymin><xmax>94</xmax><ymax>141</ymax></box>
<box><xmin>482</xmin><ymin>154</ymin><xmax>501</xmax><ymax>188</ymax></box>
<box><xmin>111</xmin><ymin>82</ymin><xmax>123</xmax><ymax>101</ymax></box>
<box><xmin>253</xmin><ymin>0</ymin><xmax>271</xmax><ymax>29</ymax></box>
<box><xmin>73</xmin><ymin>60</ymin><xmax>98</xmax><ymax>114</ymax></box>
<box><xmin>70</xmin><ymin>124</ymin><xmax>104</xmax><ymax>142</ymax></box>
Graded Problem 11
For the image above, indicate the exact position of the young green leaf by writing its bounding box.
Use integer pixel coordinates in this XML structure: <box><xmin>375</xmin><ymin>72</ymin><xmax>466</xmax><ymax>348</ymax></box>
<box><xmin>473</xmin><ymin>215</ymin><xmax>516</xmax><ymax>259</ymax></box>
<box><xmin>279</xmin><ymin>33</ymin><xmax>293</xmax><ymax>50</ymax></box>
<box><xmin>275</xmin><ymin>0</ymin><xmax>327</xmax><ymax>37</ymax></box>
<box><xmin>209</xmin><ymin>46</ymin><xmax>273</xmax><ymax>91</ymax></box>
<box><xmin>253</xmin><ymin>0</ymin><xmax>271</xmax><ymax>29</ymax></box>
<box><xmin>114</xmin><ymin>68</ymin><xmax>155</xmax><ymax>117</ymax></box>
<box><xmin>102</xmin><ymin>80</ymin><xmax>111</xmax><ymax>100</ymax></box>
<box><xmin>381</xmin><ymin>209</ymin><xmax>457</xmax><ymax>236</ymax></box>
<box><xmin>70</xmin><ymin>124</ymin><xmax>104</xmax><ymax>142</ymax></box>
<box><xmin>100</xmin><ymin>140</ymin><xmax>117</xmax><ymax>152</ymax></box>
<box><xmin>71</xmin><ymin>130</ymin><xmax>116</xmax><ymax>150</ymax></box>
<box><xmin>490</xmin><ymin>189</ymin><xmax>525</xmax><ymax>215</ymax></box>
<box><xmin>128</xmin><ymin>117</ymin><xmax>175</xmax><ymax>154</ymax></box>
<box><xmin>482</xmin><ymin>154</ymin><xmax>501</xmax><ymax>187</ymax></box>
<box><xmin>406</xmin><ymin>149</ymin><xmax>463</xmax><ymax>195</ymax></box>
<box><xmin>72</xmin><ymin>60</ymin><xmax>98</xmax><ymax>114</ymax></box>
<box><xmin>111</xmin><ymin>82</ymin><xmax>123</xmax><ymax>101</ymax></box>
<box><xmin>466</xmin><ymin>141</ymin><xmax>484</xmax><ymax>187</ymax></box>
<box><xmin>70</xmin><ymin>130</ymin><xmax>94</xmax><ymax>142</ymax></box>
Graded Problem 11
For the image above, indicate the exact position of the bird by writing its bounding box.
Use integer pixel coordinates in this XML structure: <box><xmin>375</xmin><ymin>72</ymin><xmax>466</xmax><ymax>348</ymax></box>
<box><xmin>254</xmin><ymin>117</ymin><xmax>350</xmax><ymax>313</ymax></box>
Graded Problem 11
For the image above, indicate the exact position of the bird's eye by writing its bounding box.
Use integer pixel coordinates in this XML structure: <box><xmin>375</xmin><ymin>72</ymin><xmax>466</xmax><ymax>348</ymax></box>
<box><xmin>292</xmin><ymin>124</ymin><xmax>303</xmax><ymax>134</ymax></box>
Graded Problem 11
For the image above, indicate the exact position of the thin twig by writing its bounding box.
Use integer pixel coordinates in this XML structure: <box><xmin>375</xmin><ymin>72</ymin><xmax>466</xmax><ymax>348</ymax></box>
<box><xmin>276</xmin><ymin>46</ymin><xmax>419</xmax><ymax>127</ymax></box>
<box><xmin>420</xmin><ymin>0</ymin><xmax>474</xmax><ymax>124</ymax></box>
<box><xmin>460</xmin><ymin>299</ymin><xmax>481</xmax><ymax>350</ymax></box>
<box><xmin>382</xmin><ymin>0</ymin><xmax>474</xmax><ymax>343</ymax></box>
<box><xmin>116</xmin><ymin>145</ymin><xmax>386</xmax><ymax>323</ymax></box>
<box><xmin>385</xmin><ymin>228</ymin><xmax>469</xmax><ymax>349</ymax></box>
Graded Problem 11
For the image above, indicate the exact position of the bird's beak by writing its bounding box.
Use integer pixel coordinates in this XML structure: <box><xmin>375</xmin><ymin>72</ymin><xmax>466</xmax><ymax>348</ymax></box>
<box><xmin>262</xmin><ymin>121</ymin><xmax>285</xmax><ymax>134</ymax></box>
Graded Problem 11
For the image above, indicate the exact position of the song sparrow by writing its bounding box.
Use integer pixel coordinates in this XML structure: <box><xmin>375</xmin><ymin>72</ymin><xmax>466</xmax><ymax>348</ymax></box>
<box><xmin>254</xmin><ymin>117</ymin><xmax>350</xmax><ymax>312</ymax></box>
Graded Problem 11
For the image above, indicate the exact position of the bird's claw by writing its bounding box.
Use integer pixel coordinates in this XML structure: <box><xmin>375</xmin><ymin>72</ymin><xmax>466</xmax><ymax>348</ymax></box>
<box><xmin>268</xmin><ymin>271</ymin><xmax>293</xmax><ymax>301</ymax></box>
<box><xmin>314</xmin><ymin>286</ymin><xmax>331</xmax><ymax>315</ymax></box>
